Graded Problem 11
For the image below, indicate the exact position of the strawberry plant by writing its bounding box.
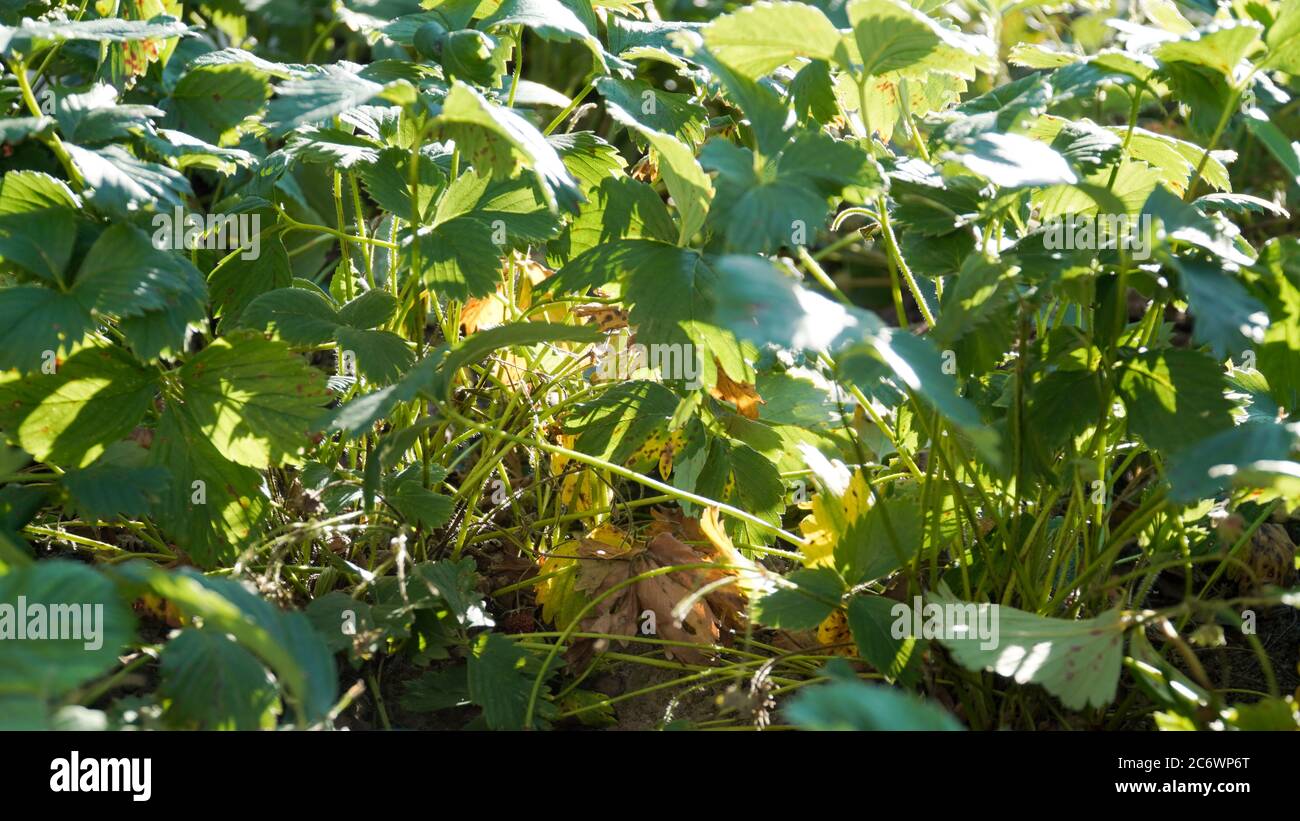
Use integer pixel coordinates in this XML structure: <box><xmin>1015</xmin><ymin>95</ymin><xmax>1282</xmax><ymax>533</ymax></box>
<box><xmin>1</xmin><ymin>0</ymin><xmax>1299</xmax><ymax>731</ymax></box>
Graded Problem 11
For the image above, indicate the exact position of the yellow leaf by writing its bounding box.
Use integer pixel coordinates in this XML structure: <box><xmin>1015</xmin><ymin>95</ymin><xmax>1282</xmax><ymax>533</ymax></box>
<box><xmin>798</xmin><ymin>469</ymin><xmax>873</xmax><ymax>568</ymax></box>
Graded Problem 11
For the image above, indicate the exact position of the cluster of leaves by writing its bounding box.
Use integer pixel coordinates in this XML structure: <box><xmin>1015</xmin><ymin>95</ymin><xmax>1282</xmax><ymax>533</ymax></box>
<box><xmin>1</xmin><ymin>0</ymin><xmax>1299</xmax><ymax>731</ymax></box>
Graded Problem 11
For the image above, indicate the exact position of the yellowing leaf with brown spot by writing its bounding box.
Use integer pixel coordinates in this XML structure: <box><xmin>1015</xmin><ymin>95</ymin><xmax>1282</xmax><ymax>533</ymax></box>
<box><xmin>817</xmin><ymin>609</ymin><xmax>857</xmax><ymax>657</ymax></box>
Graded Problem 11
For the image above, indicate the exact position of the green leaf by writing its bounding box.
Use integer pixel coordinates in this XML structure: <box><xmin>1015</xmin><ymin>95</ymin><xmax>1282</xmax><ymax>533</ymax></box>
<box><xmin>596</xmin><ymin>77</ymin><xmax>708</xmax><ymax>147</ymax></box>
<box><xmin>74</xmin><ymin>223</ymin><xmax>206</xmax><ymax>318</ymax></box>
<box><xmin>240</xmin><ymin>287</ymin><xmax>342</xmax><ymax>345</ymax></box>
<box><xmin>1172</xmin><ymin>255</ymin><xmax>1268</xmax><ymax>358</ymax></box>
<box><xmin>930</xmin><ymin>586</ymin><xmax>1126</xmax><ymax>711</ymax></box>
<box><xmin>565</xmin><ymin>380</ymin><xmax>680</xmax><ymax>463</ymax></box>
<box><xmin>700</xmin><ymin>0</ymin><xmax>845</xmax><ymax>77</ymax></box>
<box><xmin>848</xmin><ymin>0</ymin><xmax>942</xmax><ymax>75</ymax></box>
<box><xmin>54</xmin><ymin>83</ymin><xmax>162</xmax><ymax>145</ymax></box>
<box><xmin>931</xmin><ymin>255</ymin><xmax>1019</xmax><ymax>373</ymax></box>
<box><xmin>112</xmin><ymin>564</ymin><xmax>337</xmax><ymax>724</ymax></box>
<box><xmin>676</xmin><ymin>435</ymin><xmax>786</xmax><ymax>544</ymax></box>
<box><xmin>412</xmin><ymin>558</ymin><xmax>492</xmax><ymax>629</ymax></box>
<box><xmin>790</xmin><ymin>60</ymin><xmax>842</xmax><ymax>126</ymax></box>
<box><xmin>306</xmin><ymin>592</ymin><xmax>379</xmax><ymax>656</ymax></box>
<box><xmin>61</xmin><ymin>445</ymin><xmax>168</xmax><ymax>520</ymax></box>
<box><xmin>1024</xmin><ymin>116</ymin><xmax>1122</xmax><ymax>172</ymax></box>
<box><xmin>265</xmin><ymin>66</ymin><xmax>386</xmax><ymax>136</ymax></box>
<box><xmin>358</xmin><ymin>147</ymin><xmax>446</xmax><ymax>222</ymax></box>
<box><xmin>549</xmin><ymin>176</ymin><xmax>676</xmax><ymax>261</ymax></box>
<box><xmin>141</xmin><ymin>128</ymin><xmax>255</xmax><ymax>175</ymax></box>
<box><xmin>0</xmin><ymin>116</ymin><xmax>54</xmax><ymax>146</ymax></box>
<box><xmin>1</xmin><ymin>16</ymin><xmax>188</xmax><ymax>50</ymax></box>
<box><xmin>549</xmin><ymin>240</ymin><xmax>750</xmax><ymax>385</ymax></box>
<box><xmin>1156</xmin><ymin>22</ymin><xmax>1261</xmax><ymax>77</ymax></box>
<box><xmin>1023</xmin><ymin>367</ymin><xmax>1103</xmax><ymax>478</ymax></box>
<box><xmin>209</xmin><ymin>238</ymin><xmax>294</xmax><ymax>329</ymax></box>
<box><xmin>845</xmin><ymin>0</ymin><xmax>993</xmax><ymax>78</ymax></box>
<box><xmin>786</xmin><ymin>659</ymin><xmax>962</xmax><ymax>729</ymax></box>
<box><xmin>171</xmin><ymin>64</ymin><xmax>271</xmax><ymax>146</ymax></box>
<box><xmin>552</xmin><ymin>131</ymin><xmax>626</xmax><ymax>193</ymax></box>
<box><xmin>480</xmin><ymin>0</ymin><xmax>607</xmax><ymax>68</ymax></box>
<box><xmin>0</xmin><ymin>287</ymin><xmax>96</xmax><ymax>372</ymax></box>
<box><xmin>944</xmin><ymin>132</ymin><xmax>1077</xmax><ymax>188</ymax></box>
<box><xmin>65</xmin><ymin>143</ymin><xmax>191</xmax><ymax>218</ymax></box>
<box><xmin>400</xmin><ymin>665</ymin><xmax>470</xmax><ymax>712</ymax></box>
<box><xmin>1158</xmin><ymin>62</ymin><xmax>1234</xmax><ymax>137</ymax></box>
<box><xmin>707</xmin><ymin>254</ymin><xmax>996</xmax><ymax>457</ymax></box>
<box><xmin>158</xmin><ymin>628</ymin><xmax>279</xmax><ymax>729</ymax></box>
<box><xmin>436</xmin><ymin>170</ymin><xmax>563</xmax><ymax>248</ymax></box>
<box><xmin>751</xmin><ymin>567</ymin><xmax>844</xmax><ymax>630</ymax></box>
<box><xmin>1116</xmin><ymin>349</ymin><xmax>1234</xmax><ymax>453</ymax></box>
<box><xmin>1196</xmin><ymin>193</ymin><xmax>1289</xmax><ymax>218</ymax></box>
<box><xmin>387</xmin><ymin>480</ymin><xmax>455</xmax><ymax>529</ymax></box>
<box><xmin>837</xmin><ymin>489</ymin><xmax>922</xmax><ymax>584</ymax></box>
<box><xmin>847</xmin><ymin>594</ymin><xmax>917</xmax><ymax>681</ymax></box>
<box><xmin>467</xmin><ymin>632</ymin><xmax>551</xmax><ymax>729</ymax></box>
<box><xmin>1120</xmin><ymin>127</ymin><xmax>1232</xmax><ymax>193</ymax></box>
<box><xmin>1142</xmin><ymin>185</ymin><xmax>1254</xmax><ymax>267</ymax></box>
<box><xmin>176</xmin><ymin>332</ymin><xmax>330</xmax><ymax>468</ymax></box>
<box><xmin>1265</xmin><ymin>0</ymin><xmax>1300</xmax><ymax>72</ymax></box>
<box><xmin>335</xmin><ymin>327</ymin><xmax>415</xmax><ymax>385</ymax></box>
<box><xmin>117</xmin><ymin>277</ymin><xmax>208</xmax><ymax>363</ymax></box>
<box><xmin>284</xmin><ymin>128</ymin><xmax>382</xmax><ymax>169</ymax></box>
<box><xmin>410</xmin><ymin>216</ymin><xmax>502</xmax><ymax>300</ymax></box>
<box><xmin>148</xmin><ymin>406</ymin><xmax>268</xmax><ymax>567</ymax></box>
<box><xmin>0</xmin><ymin>170</ymin><xmax>79</xmax><ymax>284</ymax></box>
<box><xmin>1244</xmin><ymin>107</ymin><xmax>1300</xmax><ymax>187</ymax></box>
<box><xmin>320</xmin><ymin>351</ymin><xmax>448</xmax><ymax>436</ymax></box>
<box><xmin>0</xmin><ymin>345</ymin><xmax>156</xmax><ymax>467</ymax></box>
<box><xmin>607</xmin><ymin>16</ymin><xmax>700</xmax><ymax>67</ymax></box>
<box><xmin>189</xmin><ymin>47</ymin><xmax>318</xmax><ymax>81</ymax></box>
<box><xmin>436</xmin><ymin>82</ymin><xmax>582</xmax><ymax>213</ymax></box>
<box><xmin>1167</xmin><ymin>421</ymin><xmax>1299</xmax><ymax>502</ymax></box>
<box><xmin>1035</xmin><ymin>160</ymin><xmax>1163</xmax><ymax>221</ymax></box>
<box><xmin>602</xmin><ymin>100</ymin><xmax>711</xmax><ymax>243</ymax></box>
<box><xmin>1252</xmin><ymin>238</ymin><xmax>1300</xmax><ymax>409</ymax></box>
<box><xmin>702</xmin><ymin>133</ymin><xmax>880</xmax><ymax>252</ymax></box>
<box><xmin>0</xmin><ymin>561</ymin><xmax>136</xmax><ymax>701</ymax></box>
<box><xmin>842</xmin><ymin>331</ymin><xmax>997</xmax><ymax>456</ymax></box>
<box><xmin>709</xmin><ymin>253</ymin><xmax>873</xmax><ymax>353</ymax></box>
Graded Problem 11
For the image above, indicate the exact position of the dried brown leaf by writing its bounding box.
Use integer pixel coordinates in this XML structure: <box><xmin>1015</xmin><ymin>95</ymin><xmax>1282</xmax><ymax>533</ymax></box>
<box><xmin>708</xmin><ymin>360</ymin><xmax>764</xmax><ymax>419</ymax></box>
